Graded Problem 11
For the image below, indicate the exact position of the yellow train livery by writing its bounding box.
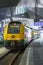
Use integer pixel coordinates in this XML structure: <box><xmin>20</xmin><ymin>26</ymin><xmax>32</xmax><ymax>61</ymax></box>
<box><xmin>4</xmin><ymin>21</ymin><xmax>24</xmax><ymax>48</ymax></box>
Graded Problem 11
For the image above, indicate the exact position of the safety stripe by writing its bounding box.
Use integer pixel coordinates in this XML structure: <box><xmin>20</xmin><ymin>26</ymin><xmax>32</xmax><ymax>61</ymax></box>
<box><xmin>26</xmin><ymin>47</ymin><xmax>31</xmax><ymax>65</ymax></box>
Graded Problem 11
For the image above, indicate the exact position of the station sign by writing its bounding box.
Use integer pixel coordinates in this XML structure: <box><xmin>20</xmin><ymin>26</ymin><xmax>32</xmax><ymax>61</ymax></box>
<box><xmin>34</xmin><ymin>22</ymin><xmax>43</xmax><ymax>26</ymax></box>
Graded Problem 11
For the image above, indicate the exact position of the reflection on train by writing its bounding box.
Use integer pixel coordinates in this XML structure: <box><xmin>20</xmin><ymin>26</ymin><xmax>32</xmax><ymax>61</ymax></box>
<box><xmin>4</xmin><ymin>21</ymin><xmax>24</xmax><ymax>48</ymax></box>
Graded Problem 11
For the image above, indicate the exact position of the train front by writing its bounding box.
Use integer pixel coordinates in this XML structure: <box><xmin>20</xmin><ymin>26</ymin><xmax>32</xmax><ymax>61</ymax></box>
<box><xmin>4</xmin><ymin>21</ymin><xmax>24</xmax><ymax>48</ymax></box>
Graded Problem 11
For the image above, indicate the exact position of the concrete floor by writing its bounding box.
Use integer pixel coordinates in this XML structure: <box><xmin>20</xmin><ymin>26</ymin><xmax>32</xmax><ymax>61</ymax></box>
<box><xmin>19</xmin><ymin>38</ymin><xmax>43</xmax><ymax>65</ymax></box>
<box><xmin>0</xmin><ymin>47</ymin><xmax>10</xmax><ymax>58</ymax></box>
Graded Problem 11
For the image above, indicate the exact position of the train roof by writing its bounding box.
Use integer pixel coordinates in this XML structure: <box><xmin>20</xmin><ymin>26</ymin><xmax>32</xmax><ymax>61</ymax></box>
<box><xmin>9</xmin><ymin>21</ymin><xmax>21</xmax><ymax>24</ymax></box>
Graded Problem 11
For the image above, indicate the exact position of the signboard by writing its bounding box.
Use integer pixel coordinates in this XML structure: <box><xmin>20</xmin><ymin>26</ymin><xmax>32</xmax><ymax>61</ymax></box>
<box><xmin>34</xmin><ymin>22</ymin><xmax>43</xmax><ymax>26</ymax></box>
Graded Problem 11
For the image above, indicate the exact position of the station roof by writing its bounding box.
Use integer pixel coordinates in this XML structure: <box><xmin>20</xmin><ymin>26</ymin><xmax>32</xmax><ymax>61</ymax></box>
<box><xmin>0</xmin><ymin>0</ymin><xmax>20</xmax><ymax>8</ymax></box>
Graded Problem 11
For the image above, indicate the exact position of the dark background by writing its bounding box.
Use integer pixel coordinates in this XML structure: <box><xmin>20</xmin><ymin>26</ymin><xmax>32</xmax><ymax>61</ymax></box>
<box><xmin>0</xmin><ymin>0</ymin><xmax>20</xmax><ymax>8</ymax></box>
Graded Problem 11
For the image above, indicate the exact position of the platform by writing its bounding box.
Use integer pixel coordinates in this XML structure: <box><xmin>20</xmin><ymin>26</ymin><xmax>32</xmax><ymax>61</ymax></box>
<box><xmin>19</xmin><ymin>38</ymin><xmax>43</xmax><ymax>65</ymax></box>
<box><xmin>0</xmin><ymin>47</ymin><xmax>10</xmax><ymax>58</ymax></box>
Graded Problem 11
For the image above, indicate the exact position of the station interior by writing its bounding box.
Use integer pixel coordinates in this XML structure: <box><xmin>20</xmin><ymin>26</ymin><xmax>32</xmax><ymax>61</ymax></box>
<box><xmin>0</xmin><ymin>0</ymin><xmax>43</xmax><ymax>65</ymax></box>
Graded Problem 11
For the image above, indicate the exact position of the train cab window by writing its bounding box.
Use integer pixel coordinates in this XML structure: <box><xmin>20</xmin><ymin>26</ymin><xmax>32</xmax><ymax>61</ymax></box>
<box><xmin>8</xmin><ymin>26</ymin><xmax>20</xmax><ymax>34</ymax></box>
<box><xmin>8</xmin><ymin>22</ymin><xmax>20</xmax><ymax>34</ymax></box>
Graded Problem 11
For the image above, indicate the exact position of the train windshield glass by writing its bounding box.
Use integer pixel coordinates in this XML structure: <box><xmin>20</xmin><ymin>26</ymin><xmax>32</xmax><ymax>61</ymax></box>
<box><xmin>8</xmin><ymin>23</ymin><xmax>20</xmax><ymax>34</ymax></box>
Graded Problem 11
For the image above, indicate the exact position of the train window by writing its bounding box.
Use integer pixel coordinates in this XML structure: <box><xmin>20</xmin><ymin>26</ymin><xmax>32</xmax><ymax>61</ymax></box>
<box><xmin>8</xmin><ymin>26</ymin><xmax>20</xmax><ymax>34</ymax></box>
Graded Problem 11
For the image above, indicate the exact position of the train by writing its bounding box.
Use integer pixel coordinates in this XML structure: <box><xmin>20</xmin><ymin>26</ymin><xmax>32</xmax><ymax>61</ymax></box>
<box><xmin>4</xmin><ymin>21</ymin><xmax>25</xmax><ymax>48</ymax></box>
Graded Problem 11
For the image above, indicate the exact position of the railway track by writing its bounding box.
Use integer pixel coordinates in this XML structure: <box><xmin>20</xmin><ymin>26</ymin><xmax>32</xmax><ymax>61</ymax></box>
<box><xmin>0</xmin><ymin>48</ymin><xmax>25</xmax><ymax>65</ymax></box>
<box><xmin>10</xmin><ymin>49</ymin><xmax>25</xmax><ymax>65</ymax></box>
